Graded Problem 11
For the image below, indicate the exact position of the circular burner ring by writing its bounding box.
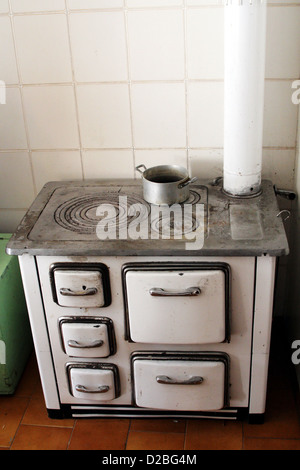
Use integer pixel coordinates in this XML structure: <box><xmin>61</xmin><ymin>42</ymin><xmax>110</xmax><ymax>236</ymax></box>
<box><xmin>54</xmin><ymin>193</ymin><xmax>150</xmax><ymax>234</ymax></box>
<box><xmin>149</xmin><ymin>190</ymin><xmax>201</xmax><ymax>237</ymax></box>
<box><xmin>151</xmin><ymin>212</ymin><xmax>199</xmax><ymax>237</ymax></box>
<box><xmin>185</xmin><ymin>190</ymin><xmax>201</xmax><ymax>205</ymax></box>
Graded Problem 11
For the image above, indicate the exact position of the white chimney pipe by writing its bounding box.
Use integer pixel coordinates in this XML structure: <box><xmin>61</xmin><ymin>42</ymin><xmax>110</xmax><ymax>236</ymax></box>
<box><xmin>223</xmin><ymin>0</ymin><xmax>267</xmax><ymax>197</ymax></box>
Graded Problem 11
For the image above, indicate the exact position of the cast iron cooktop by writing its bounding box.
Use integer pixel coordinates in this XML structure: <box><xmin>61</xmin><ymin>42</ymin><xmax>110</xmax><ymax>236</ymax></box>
<box><xmin>6</xmin><ymin>179</ymin><xmax>289</xmax><ymax>257</ymax></box>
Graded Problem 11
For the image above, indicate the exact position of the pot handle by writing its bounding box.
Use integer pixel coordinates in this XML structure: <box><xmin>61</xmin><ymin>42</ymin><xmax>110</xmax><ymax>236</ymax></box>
<box><xmin>135</xmin><ymin>164</ymin><xmax>147</xmax><ymax>175</ymax></box>
<box><xmin>178</xmin><ymin>176</ymin><xmax>198</xmax><ymax>189</ymax></box>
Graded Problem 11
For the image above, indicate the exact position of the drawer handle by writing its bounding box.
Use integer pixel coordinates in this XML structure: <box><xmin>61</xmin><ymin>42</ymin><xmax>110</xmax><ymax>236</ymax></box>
<box><xmin>75</xmin><ymin>384</ymin><xmax>110</xmax><ymax>394</ymax></box>
<box><xmin>149</xmin><ymin>287</ymin><xmax>201</xmax><ymax>297</ymax></box>
<box><xmin>60</xmin><ymin>287</ymin><xmax>98</xmax><ymax>297</ymax></box>
<box><xmin>156</xmin><ymin>375</ymin><xmax>204</xmax><ymax>385</ymax></box>
<box><xmin>68</xmin><ymin>340</ymin><xmax>104</xmax><ymax>349</ymax></box>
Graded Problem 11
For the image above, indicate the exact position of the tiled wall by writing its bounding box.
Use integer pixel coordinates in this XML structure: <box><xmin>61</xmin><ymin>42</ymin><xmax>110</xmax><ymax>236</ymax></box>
<box><xmin>0</xmin><ymin>0</ymin><xmax>299</xmax><ymax>231</ymax></box>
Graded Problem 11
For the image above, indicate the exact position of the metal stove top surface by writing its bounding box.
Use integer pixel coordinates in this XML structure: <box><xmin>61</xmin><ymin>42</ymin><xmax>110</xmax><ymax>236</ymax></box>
<box><xmin>28</xmin><ymin>184</ymin><xmax>206</xmax><ymax>242</ymax></box>
<box><xmin>6</xmin><ymin>178</ymin><xmax>289</xmax><ymax>257</ymax></box>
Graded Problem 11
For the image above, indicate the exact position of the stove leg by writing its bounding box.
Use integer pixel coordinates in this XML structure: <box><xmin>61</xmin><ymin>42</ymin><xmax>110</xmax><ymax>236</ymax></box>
<box><xmin>47</xmin><ymin>406</ymin><xmax>72</xmax><ymax>420</ymax></box>
<box><xmin>248</xmin><ymin>413</ymin><xmax>265</xmax><ymax>425</ymax></box>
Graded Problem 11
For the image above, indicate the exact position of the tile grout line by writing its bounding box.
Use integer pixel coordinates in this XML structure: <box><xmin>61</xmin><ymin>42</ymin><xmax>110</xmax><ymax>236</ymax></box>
<box><xmin>125</xmin><ymin>419</ymin><xmax>132</xmax><ymax>450</ymax></box>
<box><xmin>125</xmin><ymin>429</ymin><xmax>187</xmax><ymax>435</ymax></box>
<box><xmin>3</xmin><ymin>78</ymin><xmax>300</xmax><ymax>87</ymax></box>
<box><xmin>183</xmin><ymin>419</ymin><xmax>188</xmax><ymax>450</ymax></box>
<box><xmin>123</xmin><ymin>4</ymin><xmax>136</xmax><ymax>179</ymax></box>
<box><xmin>7</xmin><ymin>0</ymin><xmax>37</xmax><ymax>198</ymax></box>
<box><xmin>1</xmin><ymin>3</ymin><xmax>300</xmax><ymax>16</ymax></box>
<box><xmin>0</xmin><ymin>146</ymin><xmax>297</xmax><ymax>152</ymax></box>
<box><xmin>66</xmin><ymin>418</ymin><xmax>77</xmax><ymax>450</ymax></box>
<box><xmin>7</xmin><ymin>396</ymin><xmax>31</xmax><ymax>450</ymax></box>
<box><xmin>64</xmin><ymin>0</ymin><xmax>85</xmax><ymax>181</ymax></box>
<box><xmin>183</xmin><ymin>1</ymin><xmax>189</xmax><ymax>172</ymax></box>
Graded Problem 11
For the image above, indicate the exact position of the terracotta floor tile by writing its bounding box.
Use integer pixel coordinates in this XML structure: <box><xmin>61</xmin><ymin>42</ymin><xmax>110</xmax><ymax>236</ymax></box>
<box><xmin>185</xmin><ymin>419</ymin><xmax>243</xmax><ymax>450</ymax></box>
<box><xmin>1</xmin><ymin>320</ymin><xmax>299</xmax><ymax>450</ymax></box>
<box><xmin>11</xmin><ymin>424</ymin><xmax>72</xmax><ymax>450</ymax></box>
<box><xmin>68</xmin><ymin>419</ymin><xmax>130</xmax><ymax>450</ymax></box>
<box><xmin>244</xmin><ymin>366</ymin><xmax>300</xmax><ymax>439</ymax></box>
<box><xmin>130</xmin><ymin>419</ymin><xmax>186</xmax><ymax>433</ymax></box>
<box><xmin>22</xmin><ymin>396</ymin><xmax>74</xmax><ymax>428</ymax></box>
<box><xmin>243</xmin><ymin>323</ymin><xmax>300</xmax><ymax>440</ymax></box>
<box><xmin>244</xmin><ymin>438</ymin><xmax>300</xmax><ymax>450</ymax></box>
<box><xmin>126</xmin><ymin>431</ymin><xmax>185</xmax><ymax>450</ymax></box>
<box><xmin>30</xmin><ymin>377</ymin><xmax>46</xmax><ymax>399</ymax></box>
<box><xmin>0</xmin><ymin>396</ymin><xmax>30</xmax><ymax>447</ymax></box>
<box><xmin>14</xmin><ymin>352</ymin><xmax>40</xmax><ymax>398</ymax></box>
<box><xmin>243</xmin><ymin>397</ymin><xmax>300</xmax><ymax>440</ymax></box>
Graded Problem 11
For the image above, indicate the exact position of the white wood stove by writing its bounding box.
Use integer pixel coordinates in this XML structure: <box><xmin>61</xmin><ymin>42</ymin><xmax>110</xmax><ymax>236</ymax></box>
<box><xmin>6</xmin><ymin>0</ymin><xmax>291</xmax><ymax>424</ymax></box>
<box><xmin>6</xmin><ymin>178</ymin><xmax>289</xmax><ymax>423</ymax></box>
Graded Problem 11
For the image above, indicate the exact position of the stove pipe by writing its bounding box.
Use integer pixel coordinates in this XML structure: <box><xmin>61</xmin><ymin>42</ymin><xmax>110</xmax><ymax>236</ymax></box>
<box><xmin>223</xmin><ymin>0</ymin><xmax>267</xmax><ymax>197</ymax></box>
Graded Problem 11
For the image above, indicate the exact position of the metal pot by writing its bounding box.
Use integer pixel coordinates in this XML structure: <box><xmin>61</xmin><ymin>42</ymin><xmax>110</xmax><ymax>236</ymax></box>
<box><xmin>136</xmin><ymin>164</ymin><xmax>197</xmax><ymax>205</ymax></box>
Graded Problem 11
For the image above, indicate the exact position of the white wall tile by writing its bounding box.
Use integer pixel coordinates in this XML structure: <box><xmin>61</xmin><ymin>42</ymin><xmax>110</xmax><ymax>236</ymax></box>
<box><xmin>14</xmin><ymin>15</ymin><xmax>72</xmax><ymax>84</ymax></box>
<box><xmin>127</xmin><ymin>9</ymin><xmax>184</xmax><ymax>80</ymax></box>
<box><xmin>186</xmin><ymin>7</ymin><xmax>224</xmax><ymax>79</ymax></box>
<box><xmin>0</xmin><ymin>152</ymin><xmax>35</xmax><ymax>208</ymax></box>
<box><xmin>188</xmin><ymin>81</ymin><xmax>224</xmax><ymax>148</ymax></box>
<box><xmin>127</xmin><ymin>0</ymin><xmax>183</xmax><ymax>7</ymax></box>
<box><xmin>189</xmin><ymin>149</ymin><xmax>223</xmax><ymax>179</ymax></box>
<box><xmin>187</xmin><ymin>1</ymin><xmax>300</xmax><ymax>5</ymax></box>
<box><xmin>263</xmin><ymin>80</ymin><xmax>298</xmax><ymax>148</ymax></box>
<box><xmin>0</xmin><ymin>0</ymin><xmax>9</xmax><ymax>14</ymax></box>
<box><xmin>268</xmin><ymin>0</ymin><xmax>300</xmax><ymax>4</ymax></box>
<box><xmin>0</xmin><ymin>17</ymin><xmax>18</xmax><ymax>84</ymax></box>
<box><xmin>0</xmin><ymin>88</ymin><xmax>27</xmax><ymax>149</ymax></box>
<box><xmin>82</xmin><ymin>150</ymin><xmax>134</xmax><ymax>179</ymax></box>
<box><xmin>186</xmin><ymin>1</ymin><xmax>223</xmax><ymax>5</ymax></box>
<box><xmin>0</xmin><ymin>0</ymin><xmax>299</xmax><ymax>235</ymax></box>
<box><xmin>135</xmin><ymin>149</ymin><xmax>188</xmax><ymax>176</ymax></box>
<box><xmin>11</xmin><ymin>0</ymin><xmax>65</xmax><ymax>12</ymax></box>
<box><xmin>69</xmin><ymin>12</ymin><xmax>128</xmax><ymax>82</ymax></box>
<box><xmin>23</xmin><ymin>86</ymin><xmax>79</xmax><ymax>149</ymax></box>
<box><xmin>266</xmin><ymin>6</ymin><xmax>300</xmax><ymax>79</ymax></box>
<box><xmin>68</xmin><ymin>0</ymin><xmax>124</xmax><ymax>9</ymax></box>
<box><xmin>131</xmin><ymin>83</ymin><xmax>186</xmax><ymax>148</ymax></box>
<box><xmin>0</xmin><ymin>209</ymin><xmax>27</xmax><ymax>232</ymax></box>
<box><xmin>262</xmin><ymin>149</ymin><xmax>296</xmax><ymax>187</ymax></box>
<box><xmin>77</xmin><ymin>84</ymin><xmax>132</xmax><ymax>148</ymax></box>
<box><xmin>32</xmin><ymin>151</ymin><xmax>83</xmax><ymax>192</ymax></box>
<box><xmin>189</xmin><ymin>148</ymin><xmax>296</xmax><ymax>188</ymax></box>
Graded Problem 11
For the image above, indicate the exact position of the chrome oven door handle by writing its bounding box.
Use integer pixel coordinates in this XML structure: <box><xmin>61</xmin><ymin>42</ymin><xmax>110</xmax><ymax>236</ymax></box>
<box><xmin>67</xmin><ymin>340</ymin><xmax>104</xmax><ymax>349</ymax></box>
<box><xmin>75</xmin><ymin>384</ymin><xmax>110</xmax><ymax>394</ymax></box>
<box><xmin>156</xmin><ymin>375</ymin><xmax>204</xmax><ymax>385</ymax></box>
<box><xmin>59</xmin><ymin>287</ymin><xmax>98</xmax><ymax>297</ymax></box>
<box><xmin>149</xmin><ymin>287</ymin><xmax>201</xmax><ymax>297</ymax></box>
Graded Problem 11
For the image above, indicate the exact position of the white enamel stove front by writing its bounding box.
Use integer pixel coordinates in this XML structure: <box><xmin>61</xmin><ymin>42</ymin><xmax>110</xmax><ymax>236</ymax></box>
<box><xmin>28</xmin><ymin>254</ymin><xmax>264</xmax><ymax>419</ymax></box>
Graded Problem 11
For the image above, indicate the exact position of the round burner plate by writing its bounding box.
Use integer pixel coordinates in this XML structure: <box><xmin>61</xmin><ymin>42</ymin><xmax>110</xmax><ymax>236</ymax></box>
<box><xmin>54</xmin><ymin>193</ymin><xmax>150</xmax><ymax>234</ymax></box>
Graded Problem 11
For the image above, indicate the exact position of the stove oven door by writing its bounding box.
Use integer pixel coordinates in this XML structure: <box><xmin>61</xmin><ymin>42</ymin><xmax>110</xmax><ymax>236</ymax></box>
<box><xmin>123</xmin><ymin>263</ymin><xmax>230</xmax><ymax>344</ymax></box>
<box><xmin>132</xmin><ymin>352</ymin><xmax>229</xmax><ymax>411</ymax></box>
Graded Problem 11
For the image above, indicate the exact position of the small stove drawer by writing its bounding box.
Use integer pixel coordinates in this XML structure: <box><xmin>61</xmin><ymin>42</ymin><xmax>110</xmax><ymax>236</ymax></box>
<box><xmin>132</xmin><ymin>352</ymin><xmax>229</xmax><ymax>411</ymax></box>
<box><xmin>123</xmin><ymin>263</ymin><xmax>230</xmax><ymax>344</ymax></box>
<box><xmin>68</xmin><ymin>363</ymin><xmax>120</xmax><ymax>402</ymax></box>
<box><xmin>60</xmin><ymin>318</ymin><xmax>116</xmax><ymax>358</ymax></box>
<box><xmin>50</xmin><ymin>263</ymin><xmax>111</xmax><ymax>308</ymax></box>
